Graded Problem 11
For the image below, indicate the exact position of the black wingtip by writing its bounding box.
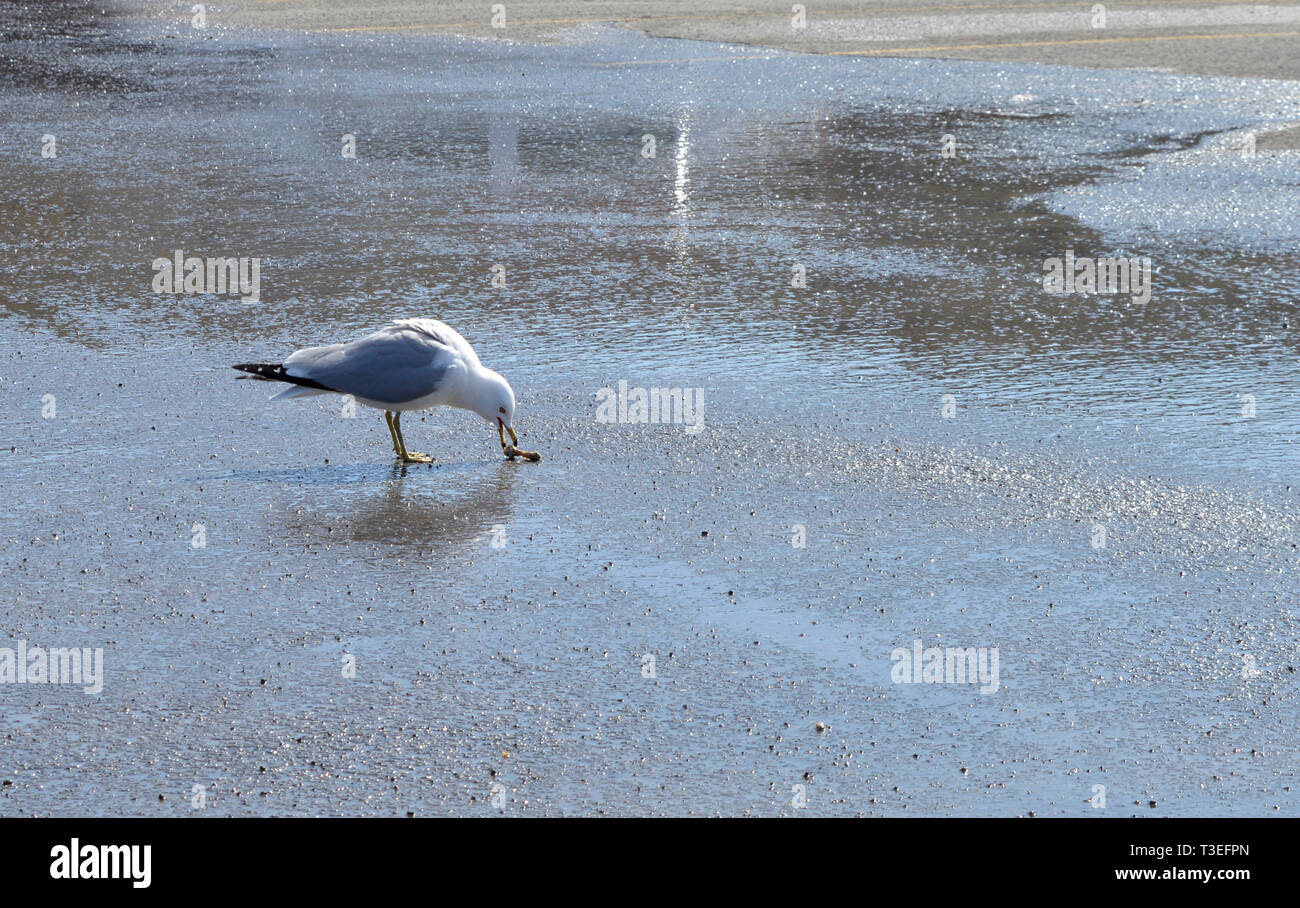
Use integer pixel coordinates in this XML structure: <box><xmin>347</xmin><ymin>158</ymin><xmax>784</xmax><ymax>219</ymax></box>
<box><xmin>234</xmin><ymin>362</ymin><xmax>273</xmax><ymax>380</ymax></box>
<box><xmin>232</xmin><ymin>362</ymin><xmax>333</xmax><ymax>391</ymax></box>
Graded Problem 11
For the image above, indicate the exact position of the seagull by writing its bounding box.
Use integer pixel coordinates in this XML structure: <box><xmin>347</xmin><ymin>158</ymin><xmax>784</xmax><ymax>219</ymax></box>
<box><xmin>234</xmin><ymin>318</ymin><xmax>540</xmax><ymax>464</ymax></box>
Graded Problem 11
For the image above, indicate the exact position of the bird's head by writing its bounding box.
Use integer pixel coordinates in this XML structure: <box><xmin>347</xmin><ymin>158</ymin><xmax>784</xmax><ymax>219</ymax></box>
<box><xmin>473</xmin><ymin>368</ymin><xmax>516</xmax><ymax>431</ymax></box>
<box><xmin>472</xmin><ymin>368</ymin><xmax>539</xmax><ymax>461</ymax></box>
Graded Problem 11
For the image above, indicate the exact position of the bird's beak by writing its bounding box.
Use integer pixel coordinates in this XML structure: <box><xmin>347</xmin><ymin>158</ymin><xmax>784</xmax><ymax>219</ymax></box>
<box><xmin>499</xmin><ymin>417</ymin><xmax>540</xmax><ymax>462</ymax></box>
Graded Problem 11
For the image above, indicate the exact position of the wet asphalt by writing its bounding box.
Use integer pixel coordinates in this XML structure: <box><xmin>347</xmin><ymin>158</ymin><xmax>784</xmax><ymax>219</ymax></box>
<box><xmin>0</xmin><ymin>1</ymin><xmax>1298</xmax><ymax>815</ymax></box>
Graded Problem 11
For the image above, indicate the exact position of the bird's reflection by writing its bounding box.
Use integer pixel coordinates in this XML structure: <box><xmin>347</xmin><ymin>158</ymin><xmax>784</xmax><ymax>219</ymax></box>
<box><xmin>344</xmin><ymin>462</ymin><xmax>519</xmax><ymax>548</ymax></box>
<box><xmin>269</xmin><ymin>461</ymin><xmax>521</xmax><ymax>551</ymax></box>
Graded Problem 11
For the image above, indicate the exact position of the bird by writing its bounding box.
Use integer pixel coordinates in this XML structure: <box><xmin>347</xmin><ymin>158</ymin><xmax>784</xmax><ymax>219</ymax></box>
<box><xmin>234</xmin><ymin>318</ymin><xmax>540</xmax><ymax>464</ymax></box>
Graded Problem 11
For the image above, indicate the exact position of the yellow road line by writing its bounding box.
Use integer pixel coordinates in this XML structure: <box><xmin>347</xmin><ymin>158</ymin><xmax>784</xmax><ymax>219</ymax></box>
<box><xmin>828</xmin><ymin>28</ymin><xmax>1300</xmax><ymax>54</ymax></box>
<box><xmin>592</xmin><ymin>27</ymin><xmax>1300</xmax><ymax>64</ymax></box>
<box><xmin>314</xmin><ymin>1</ymin><xmax>1299</xmax><ymax>34</ymax></box>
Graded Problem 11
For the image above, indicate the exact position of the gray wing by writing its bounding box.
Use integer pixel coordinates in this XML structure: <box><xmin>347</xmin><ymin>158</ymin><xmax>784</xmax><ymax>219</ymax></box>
<box><xmin>284</xmin><ymin>323</ymin><xmax>454</xmax><ymax>404</ymax></box>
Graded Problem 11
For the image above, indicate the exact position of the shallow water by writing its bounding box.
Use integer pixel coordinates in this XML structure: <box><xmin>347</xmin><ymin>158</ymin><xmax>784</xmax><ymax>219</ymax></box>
<box><xmin>1</xmin><ymin>5</ymin><xmax>1297</xmax><ymax>815</ymax></box>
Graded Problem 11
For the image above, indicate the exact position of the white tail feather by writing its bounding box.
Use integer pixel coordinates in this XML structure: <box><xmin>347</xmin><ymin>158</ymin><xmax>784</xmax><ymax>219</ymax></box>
<box><xmin>270</xmin><ymin>385</ymin><xmax>330</xmax><ymax>402</ymax></box>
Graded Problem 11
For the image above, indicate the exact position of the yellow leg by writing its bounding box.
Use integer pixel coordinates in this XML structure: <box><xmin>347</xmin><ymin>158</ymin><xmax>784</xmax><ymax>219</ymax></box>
<box><xmin>383</xmin><ymin>411</ymin><xmax>402</xmax><ymax>455</ymax></box>
<box><xmin>392</xmin><ymin>411</ymin><xmax>433</xmax><ymax>464</ymax></box>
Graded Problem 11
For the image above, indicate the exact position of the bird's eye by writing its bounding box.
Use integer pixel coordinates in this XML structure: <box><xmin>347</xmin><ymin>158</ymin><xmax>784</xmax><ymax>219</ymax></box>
<box><xmin>499</xmin><ymin>406</ymin><xmax>506</xmax><ymax>414</ymax></box>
